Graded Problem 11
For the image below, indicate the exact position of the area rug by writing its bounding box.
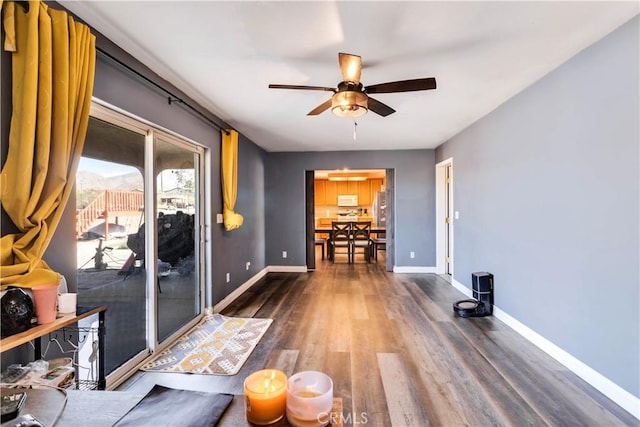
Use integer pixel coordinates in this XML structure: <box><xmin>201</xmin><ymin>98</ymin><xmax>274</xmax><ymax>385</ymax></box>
<box><xmin>141</xmin><ymin>313</ymin><xmax>272</xmax><ymax>375</ymax></box>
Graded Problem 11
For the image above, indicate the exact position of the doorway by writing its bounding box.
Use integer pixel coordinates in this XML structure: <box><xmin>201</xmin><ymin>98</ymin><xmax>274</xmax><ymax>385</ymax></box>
<box><xmin>305</xmin><ymin>168</ymin><xmax>393</xmax><ymax>270</ymax></box>
<box><xmin>435</xmin><ymin>158</ymin><xmax>454</xmax><ymax>275</ymax></box>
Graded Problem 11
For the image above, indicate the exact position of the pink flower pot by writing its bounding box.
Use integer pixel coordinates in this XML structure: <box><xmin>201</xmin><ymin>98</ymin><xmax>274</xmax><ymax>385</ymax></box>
<box><xmin>31</xmin><ymin>284</ymin><xmax>59</xmax><ymax>324</ymax></box>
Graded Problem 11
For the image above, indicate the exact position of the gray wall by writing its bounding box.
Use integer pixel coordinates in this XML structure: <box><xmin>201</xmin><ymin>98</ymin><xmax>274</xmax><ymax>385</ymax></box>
<box><xmin>436</xmin><ymin>17</ymin><xmax>639</xmax><ymax>397</ymax></box>
<box><xmin>213</xmin><ymin>133</ymin><xmax>267</xmax><ymax>305</ymax></box>
<box><xmin>0</xmin><ymin>12</ymin><xmax>268</xmax><ymax>309</ymax></box>
<box><xmin>265</xmin><ymin>150</ymin><xmax>436</xmax><ymax>267</ymax></box>
<box><xmin>87</xmin><ymin>35</ymin><xmax>269</xmax><ymax>308</ymax></box>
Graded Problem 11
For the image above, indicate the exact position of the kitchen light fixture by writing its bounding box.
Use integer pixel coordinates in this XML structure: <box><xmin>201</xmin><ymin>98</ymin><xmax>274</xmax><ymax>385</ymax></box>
<box><xmin>331</xmin><ymin>89</ymin><xmax>368</xmax><ymax>117</ymax></box>
<box><xmin>327</xmin><ymin>172</ymin><xmax>368</xmax><ymax>181</ymax></box>
<box><xmin>328</xmin><ymin>177</ymin><xmax>367</xmax><ymax>181</ymax></box>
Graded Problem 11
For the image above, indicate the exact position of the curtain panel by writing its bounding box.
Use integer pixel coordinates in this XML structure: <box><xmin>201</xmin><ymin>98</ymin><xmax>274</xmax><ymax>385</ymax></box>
<box><xmin>0</xmin><ymin>0</ymin><xmax>96</xmax><ymax>288</ymax></box>
<box><xmin>221</xmin><ymin>129</ymin><xmax>243</xmax><ymax>231</ymax></box>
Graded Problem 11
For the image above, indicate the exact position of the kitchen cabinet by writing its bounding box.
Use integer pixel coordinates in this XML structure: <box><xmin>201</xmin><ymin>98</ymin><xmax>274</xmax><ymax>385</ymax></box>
<box><xmin>336</xmin><ymin>181</ymin><xmax>358</xmax><ymax>195</ymax></box>
<box><xmin>315</xmin><ymin>177</ymin><xmax>384</xmax><ymax>207</ymax></box>
<box><xmin>325</xmin><ymin>180</ymin><xmax>338</xmax><ymax>205</ymax></box>
<box><xmin>358</xmin><ymin>180</ymin><xmax>371</xmax><ymax>205</ymax></box>
<box><xmin>314</xmin><ymin>179</ymin><xmax>326</xmax><ymax>205</ymax></box>
<box><xmin>316</xmin><ymin>217</ymin><xmax>335</xmax><ymax>239</ymax></box>
<box><xmin>369</xmin><ymin>178</ymin><xmax>383</xmax><ymax>200</ymax></box>
<box><xmin>317</xmin><ymin>218</ymin><xmax>335</xmax><ymax>227</ymax></box>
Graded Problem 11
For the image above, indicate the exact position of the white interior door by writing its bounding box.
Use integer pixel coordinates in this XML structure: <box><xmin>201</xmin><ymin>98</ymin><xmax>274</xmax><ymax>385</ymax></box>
<box><xmin>435</xmin><ymin>158</ymin><xmax>454</xmax><ymax>275</ymax></box>
<box><xmin>445</xmin><ymin>164</ymin><xmax>453</xmax><ymax>275</ymax></box>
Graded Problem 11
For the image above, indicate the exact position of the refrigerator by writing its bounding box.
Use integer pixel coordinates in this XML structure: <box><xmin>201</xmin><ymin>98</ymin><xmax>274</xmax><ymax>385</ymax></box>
<box><xmin>372</xmin><ymin>191</ymin><xmax>386</xmax><ymax>227</ymax></box>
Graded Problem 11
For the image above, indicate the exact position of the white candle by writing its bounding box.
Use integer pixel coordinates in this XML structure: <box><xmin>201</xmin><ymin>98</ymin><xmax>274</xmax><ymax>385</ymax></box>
<box><xmin>286</xmin><ymin>371</ymin><xmax>333</xmax><ymax>427</ymax></box>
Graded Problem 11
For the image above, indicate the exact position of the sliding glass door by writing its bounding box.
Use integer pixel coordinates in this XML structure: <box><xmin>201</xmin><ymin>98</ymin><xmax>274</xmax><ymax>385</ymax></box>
<box><xmin>154</xmin><ymin>135</ymin><xmax>203</xmax><ymax>342</ymax></box>
<box><xmin>76</xmin><ymin>105</ymin><xmax>205</xmax><ymax>385</ymax></box>
<box><xmin>77</xmin><ymin>115</ymin><xmax>149</xmax><ymax>378</ymax></box>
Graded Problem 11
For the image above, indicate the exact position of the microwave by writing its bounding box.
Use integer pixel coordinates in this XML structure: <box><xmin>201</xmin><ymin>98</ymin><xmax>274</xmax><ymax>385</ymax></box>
<box><xmin>337</xmin><ymin>194</ymin><xmax>358</xmax><ymax>207</ymax></box>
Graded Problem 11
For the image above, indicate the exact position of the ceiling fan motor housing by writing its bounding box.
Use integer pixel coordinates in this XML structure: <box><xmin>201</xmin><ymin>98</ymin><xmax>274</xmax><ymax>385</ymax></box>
<box><xmin>337</xmin><ymin>82</ymin><xmax>363</xmax><ymax>92</ymax></box>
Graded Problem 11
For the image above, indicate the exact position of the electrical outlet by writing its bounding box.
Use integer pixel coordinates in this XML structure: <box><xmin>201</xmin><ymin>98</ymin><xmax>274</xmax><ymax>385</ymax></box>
<box><xmin>226</xmin><ymin>273</ymin><xmax>230</xmax><ymax>283</ymax></box>
<box><xmin>246</xmin><ymin>262</ymin><xmax>251</xmax><ymax>270</ymax></box>
<box><xmin>410</xmin><ymin>251</ymin><xmax>415</xmax><ymax>259</ymax></box>
<box><xmin>282</xmin><ymin>251</ymin><xmax>287</xmax><ymax>258</ymax></box>
<box><xmin>216</xmin><ymin>213</ymin><xmax>224</xmax><ymax>224</ymax></box>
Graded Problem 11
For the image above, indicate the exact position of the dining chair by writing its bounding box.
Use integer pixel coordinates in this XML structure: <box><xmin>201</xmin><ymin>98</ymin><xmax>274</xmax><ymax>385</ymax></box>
<box><xmin>315</xmin><ymin>236</ymin><xmax>326</xmax><ymax>260</ymax></box>
<box><xmin>351</xmin><ymin>221</ymin><xmax>373</xmax><ymax>263</ymax></box>
<box><xmin>371</xmin><ymin>237</ymin><xmax>386</xmax><ymax>260</ymax></box>
<box><xmin>328</xmin><ymin>222</ymin><xmax>352</xmax><ymax>263</ymax></box>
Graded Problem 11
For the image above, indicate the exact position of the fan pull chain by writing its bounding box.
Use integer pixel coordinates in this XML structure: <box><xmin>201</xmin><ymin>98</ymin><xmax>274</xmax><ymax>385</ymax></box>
<box><xmin>353</xmin><ymin>120</ymin><xmax>358</xmax><ymax>141</ymax></box>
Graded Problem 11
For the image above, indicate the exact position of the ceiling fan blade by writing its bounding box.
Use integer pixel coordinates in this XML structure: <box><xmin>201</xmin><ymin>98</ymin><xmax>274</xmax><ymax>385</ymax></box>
<box><xmin>367</xmin><ymin>96</ymin><xmax>395</xmax><ymax>117</ymax></box>
<box><xmin>338</xmin><ymin>52</ymin><xmax>362</xmax><ymax>84</ymax></box>
<box><xmin>366</xmin><ymin>77</ymin><xmax>437</xmax><ymax>94</ymax></box>
<box><xmin>307</xmin><ymin>98</ymin><xmax>333</xmax><ymax>116</ymax></box>
<box><xmin>269</xmin><ymin>84</ymin><xmax>335</xmax><ymax>92</ymax></box>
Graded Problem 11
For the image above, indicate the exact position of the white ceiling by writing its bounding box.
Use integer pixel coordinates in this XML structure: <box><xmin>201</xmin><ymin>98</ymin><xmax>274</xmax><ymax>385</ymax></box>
<box><xmin>60</xmin><ymin>1</ymin><xmax>638</xmax><ymax>153</ymax></box>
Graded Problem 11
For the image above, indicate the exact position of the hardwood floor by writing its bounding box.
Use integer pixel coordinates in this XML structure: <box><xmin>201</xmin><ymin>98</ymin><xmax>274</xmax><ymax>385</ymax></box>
<box><xmin>119</xmin><ymin>256</ymin><xmax>637</xmax><ymax>426</ymax></box>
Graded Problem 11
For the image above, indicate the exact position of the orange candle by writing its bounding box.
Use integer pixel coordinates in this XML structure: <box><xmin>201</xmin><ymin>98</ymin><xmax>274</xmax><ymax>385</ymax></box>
<box><xmin>244</xmin><ymin>369</ymin><xmax>287</xmax><ymax>425</ymax></box>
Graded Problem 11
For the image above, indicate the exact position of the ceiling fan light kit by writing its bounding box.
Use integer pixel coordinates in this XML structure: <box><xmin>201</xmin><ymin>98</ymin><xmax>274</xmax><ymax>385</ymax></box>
<box><xmin>332</xmin><ymin>90</ymin><xmax>368</xmax><ymax>118</ymax></box>
<box><xmin>268</xmin><ymin>52</ymin><xmax>436</xmax><ymax>118</ymax></box>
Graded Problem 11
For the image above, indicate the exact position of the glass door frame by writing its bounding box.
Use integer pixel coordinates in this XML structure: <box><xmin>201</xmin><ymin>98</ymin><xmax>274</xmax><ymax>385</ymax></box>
<box><xmin>150</xmin><ymin>130</ymin><xmax>206</xmax><ymax>350</ymax></box>
<box><xmin>90</xmin><ymin>101</ymin><xmax>207</xmax><ymax>388</ymax></box>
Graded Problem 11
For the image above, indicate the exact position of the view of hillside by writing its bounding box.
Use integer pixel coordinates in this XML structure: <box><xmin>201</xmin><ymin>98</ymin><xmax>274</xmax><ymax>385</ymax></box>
<box><xmin>77</xmin><ymin>171</ymin><xmax>143</xmax><ymax>191</ymax></box>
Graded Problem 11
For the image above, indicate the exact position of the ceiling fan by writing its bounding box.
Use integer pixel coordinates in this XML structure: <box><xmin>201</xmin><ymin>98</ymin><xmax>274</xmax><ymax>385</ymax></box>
<box><xmin>268</xmin><ymin>52</ymin><xmax>436</xmax><ymax>118</ymax></box>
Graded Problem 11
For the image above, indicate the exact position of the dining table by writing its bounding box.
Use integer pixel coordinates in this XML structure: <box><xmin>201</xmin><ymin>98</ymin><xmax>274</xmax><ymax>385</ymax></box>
<box><xmin>315</xmin><ymin>224</ymin><xmax>386</xmax><ymax>263</ymax></box>
<box><xmin>314</xmin><ymin>226</ymin><xmax>386</xmax><ymax>237</ymax></box>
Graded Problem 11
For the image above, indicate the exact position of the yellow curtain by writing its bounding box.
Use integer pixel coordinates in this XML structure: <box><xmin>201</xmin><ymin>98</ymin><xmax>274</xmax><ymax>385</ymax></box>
<box><xmin>221</xmin><ymin>129</ymin><xmax>243</xmax><ymax>231</ymax></box>
<box><xmin>0</xmin><ymin>1</ymin><xmax>96</xmax><ymax>288</ymax></box>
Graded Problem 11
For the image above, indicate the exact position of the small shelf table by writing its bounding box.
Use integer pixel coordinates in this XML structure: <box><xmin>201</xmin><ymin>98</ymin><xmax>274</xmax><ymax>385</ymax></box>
<box><xmin>0</xmin><ymin>306</ymin><xmax>107</xmax><ymax>390</ymax></box>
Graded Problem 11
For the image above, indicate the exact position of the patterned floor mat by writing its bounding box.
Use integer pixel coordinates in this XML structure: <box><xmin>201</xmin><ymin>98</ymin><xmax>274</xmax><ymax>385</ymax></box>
<box><xmin>141</xmin><ymin>313</ymin><xmax>272</xmax><ymax>375</ymax></box>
